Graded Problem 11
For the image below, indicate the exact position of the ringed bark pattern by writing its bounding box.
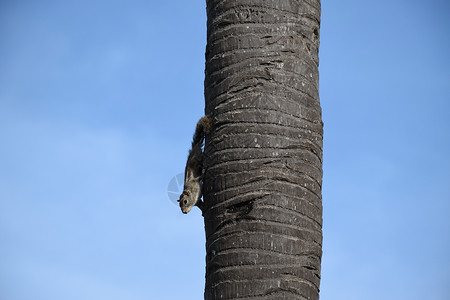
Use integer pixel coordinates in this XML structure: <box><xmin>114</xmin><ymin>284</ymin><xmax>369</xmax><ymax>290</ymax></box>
<box><xmin>203</xmin><ymin>0</ymin><xmax>322</xmax><ymax>299</ymax></box>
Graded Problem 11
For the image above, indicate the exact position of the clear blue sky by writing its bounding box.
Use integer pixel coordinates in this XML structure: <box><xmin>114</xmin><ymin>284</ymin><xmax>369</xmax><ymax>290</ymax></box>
<box><xmin>1</xmin><ymin>1</ymin><xmax>449</xmax><ymax>299</ymax></box>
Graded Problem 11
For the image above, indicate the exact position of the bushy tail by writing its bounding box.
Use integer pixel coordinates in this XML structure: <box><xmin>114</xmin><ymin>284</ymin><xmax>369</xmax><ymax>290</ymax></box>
<box><xmin>192</xmin><ymin>116</ymin><xmax>211</xmax><ymax>148</ymax></box>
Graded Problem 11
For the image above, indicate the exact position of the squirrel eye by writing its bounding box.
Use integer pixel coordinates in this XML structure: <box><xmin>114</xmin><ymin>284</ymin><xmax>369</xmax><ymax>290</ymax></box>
<box><xmin>183</xmin><ymin>199</ymin><xmax>188</xmax><ymax>205</ymax></box>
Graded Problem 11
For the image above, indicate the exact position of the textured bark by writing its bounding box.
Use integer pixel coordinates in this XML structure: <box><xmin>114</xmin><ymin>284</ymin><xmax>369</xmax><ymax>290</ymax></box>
<box><xmin>203</xmin><ymin>0</ymin><xmax>322</xmax><ymax>299</ymax></box>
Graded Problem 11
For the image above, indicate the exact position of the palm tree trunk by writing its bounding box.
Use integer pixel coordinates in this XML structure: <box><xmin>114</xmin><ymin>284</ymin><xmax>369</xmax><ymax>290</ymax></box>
<box><xmin>203</xmin><ymin>0</ymin><xmax>322</xmax><ymax>299</ymax></box>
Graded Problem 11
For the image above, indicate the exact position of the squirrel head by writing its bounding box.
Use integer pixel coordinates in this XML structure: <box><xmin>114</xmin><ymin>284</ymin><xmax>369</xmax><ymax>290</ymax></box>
<box><xmin>178</xmin><ymin>190</ymin><xmax>195</xmax><ymax>214</ymax></box>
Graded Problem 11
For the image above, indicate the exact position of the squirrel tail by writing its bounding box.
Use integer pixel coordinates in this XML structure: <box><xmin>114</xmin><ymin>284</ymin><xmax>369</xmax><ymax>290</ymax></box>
<box><xmin>192</xmin><ymin>116</ymin><xmax>211</xmax><ymax>147</ymax></box>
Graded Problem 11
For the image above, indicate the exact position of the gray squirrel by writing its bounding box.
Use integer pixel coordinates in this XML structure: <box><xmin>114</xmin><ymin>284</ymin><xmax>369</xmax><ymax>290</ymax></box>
<box><xmin>178</xmin><ymin>116</ymin><xmax>211</xmax><ymax>214</ymax></box>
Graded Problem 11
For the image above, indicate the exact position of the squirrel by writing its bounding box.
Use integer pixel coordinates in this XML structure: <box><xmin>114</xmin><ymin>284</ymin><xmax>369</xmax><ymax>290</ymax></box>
<box><xmin>178</xmin><ymin>116</ymin><xmax>211</xmax><ymax>214</ymax></box>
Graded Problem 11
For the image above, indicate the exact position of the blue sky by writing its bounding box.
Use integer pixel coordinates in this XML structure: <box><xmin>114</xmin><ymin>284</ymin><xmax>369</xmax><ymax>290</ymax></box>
<box><xmin>0</xmin><ymin>1</ymin><xmax>449</xmax><ymax>299</ymax></box>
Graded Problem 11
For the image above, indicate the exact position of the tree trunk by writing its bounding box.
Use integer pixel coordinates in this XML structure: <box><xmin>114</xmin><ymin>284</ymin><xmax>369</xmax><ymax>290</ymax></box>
<box><xmin>203</xmin><ymin>0</ymin><xmax>322</xmax><ymax>299</ymax></box>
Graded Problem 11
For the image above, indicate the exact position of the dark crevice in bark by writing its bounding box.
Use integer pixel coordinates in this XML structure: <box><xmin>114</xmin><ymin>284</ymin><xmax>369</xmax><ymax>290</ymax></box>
<box><xmin>226</xmin><ymin>198</ymin><xmax>255</xmax><ymax>215</ymax></box>
<box><xmin>206</xmin><ymin>200</ymin><xmax>323</xmax><ymax>233</ymax></box>
<box><xmin>204</xmin><ymin>189</ymin><xmax>322</xmax><ymax>225</ymax></box>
